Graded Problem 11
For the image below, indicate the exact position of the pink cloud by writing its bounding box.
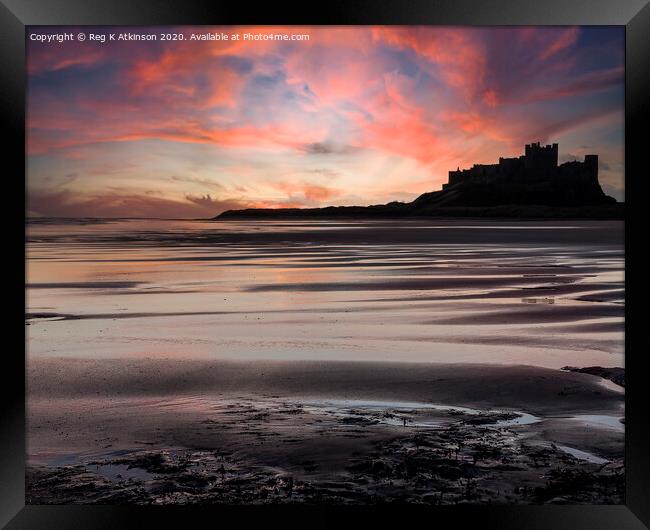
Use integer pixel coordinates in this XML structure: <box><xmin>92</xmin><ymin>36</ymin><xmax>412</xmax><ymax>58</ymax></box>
<box><xmin>373</xmin><ymin>27</ymin><xmax>487</xmax><ymax>101</ymax></box>
<box><xmin>539</xmin><ymin>27</ymin><xmax>580</xmax><ymax>61</ymax></box>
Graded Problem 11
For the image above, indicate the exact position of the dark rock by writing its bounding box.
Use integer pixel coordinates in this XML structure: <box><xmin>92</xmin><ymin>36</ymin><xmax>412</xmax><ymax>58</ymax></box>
<box><xmin>562</xmin><ymin>366</ymin><xmax>625</xmax><ymax>388</ymax></box>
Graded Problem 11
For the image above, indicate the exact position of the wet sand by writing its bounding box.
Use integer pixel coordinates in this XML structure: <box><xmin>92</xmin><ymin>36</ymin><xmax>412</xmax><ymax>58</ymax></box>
<box><xmin>27</xmin><ymin>358</ymin><xmax>624</xmax><ymax>505</ymax></box>
<box><xmin>28</xmin><ymin>358</ymin><xmax>623</xmax><ymax>414</ymax></box>
<box><xmin>27</xmin><ymin>220</ymin><xmax>624</xmax><ymax>369</ymax></box>
<box><xmin>25</xmin><ymin>219</ymin><xmax>625</xmax><ymax>504</ymax></box>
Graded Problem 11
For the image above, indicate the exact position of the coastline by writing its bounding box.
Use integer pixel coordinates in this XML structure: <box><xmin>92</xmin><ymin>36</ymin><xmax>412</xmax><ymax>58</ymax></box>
<box><xmin>216</xmin><ymin>204</ymin><xmax>624</xmax><ymax>221</ymax></box>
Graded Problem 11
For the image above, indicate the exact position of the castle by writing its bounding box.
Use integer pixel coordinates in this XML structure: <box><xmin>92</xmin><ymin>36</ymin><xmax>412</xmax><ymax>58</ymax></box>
<box><xmin>439</xmin><ymin>142</ymin><xmax>612</xmax><ymax>207</ymax></box>
<box><xmin>444</xmin><ymin>142</ymin><xmax>599</xmax><ymax>189</ymax></box>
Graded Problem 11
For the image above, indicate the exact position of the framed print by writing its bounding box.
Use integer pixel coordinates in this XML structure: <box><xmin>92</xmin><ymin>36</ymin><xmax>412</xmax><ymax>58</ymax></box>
<box><xmin>2</xmin><ymin>0</ymin><xmax>649</xmax><ymax>528</ymax></box>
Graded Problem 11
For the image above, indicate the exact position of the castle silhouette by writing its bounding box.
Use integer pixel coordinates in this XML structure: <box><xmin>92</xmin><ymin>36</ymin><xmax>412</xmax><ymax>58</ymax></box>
<box><xmin>439</xmin><ymin>142</ymin><xmax>611</xmax><ymax>206</ymax></box>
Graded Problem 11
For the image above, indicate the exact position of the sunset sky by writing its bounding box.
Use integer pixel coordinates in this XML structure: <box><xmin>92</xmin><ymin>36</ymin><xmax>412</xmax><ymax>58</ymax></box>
<box><xmin>27</xmin><ymin>26</ymin><xmax>624</xmax><ymax>218</ymax></box>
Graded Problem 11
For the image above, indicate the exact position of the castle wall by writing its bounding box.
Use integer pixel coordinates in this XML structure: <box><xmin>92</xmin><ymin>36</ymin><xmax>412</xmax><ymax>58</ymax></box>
<box><xmin>439</xmin><ymin>143</ymin><xmax>611</xmax><ymax>206</ymax></box>
<box><xmin>445</xmin><ymin>143</ymin><xmax>595</xmax><ymax>190</ymax></box>
<box><xmin>556</xmin><ymin>154</ymin><xmax>598</xmax><ymax>183</ymax></box>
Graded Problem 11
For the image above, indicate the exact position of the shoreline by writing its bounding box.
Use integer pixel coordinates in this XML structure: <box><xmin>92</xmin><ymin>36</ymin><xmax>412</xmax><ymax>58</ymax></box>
<box><xmin>28</xmin><ymin>357</ymin><xmax>624</xmax><ymax>415</ymax></box>
<box><xmin>27</xmin><ymin>357</ymin><xmax>624</xmax><ymax>505</ymax></box>
<box><xmin>216</xmin><ymin>204</ymin><xmax>625</xmax><ymax>221</ymax></box>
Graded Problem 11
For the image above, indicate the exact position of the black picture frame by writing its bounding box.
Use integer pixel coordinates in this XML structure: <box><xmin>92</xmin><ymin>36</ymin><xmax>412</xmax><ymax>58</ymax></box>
<box><xmin>3</xmin><ymin>0</ymin><xmax>648</xmax><ymax>527</ymax></box>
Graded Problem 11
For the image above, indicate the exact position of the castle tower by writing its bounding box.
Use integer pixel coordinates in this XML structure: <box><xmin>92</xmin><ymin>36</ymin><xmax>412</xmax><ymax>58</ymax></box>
<box><xmin>524</xmin><ymin>142</ymin><xmax>557</xmax><ymax>176</ymax></box>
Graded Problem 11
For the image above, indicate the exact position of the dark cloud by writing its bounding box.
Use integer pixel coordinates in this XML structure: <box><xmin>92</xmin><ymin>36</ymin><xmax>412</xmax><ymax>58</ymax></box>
<box><xmin>170</xmin><ymin>175</ymin><xmax>225</xmax><ymax>190</ymax></box>
<box><xmin>184</xmin><ymin>194</ymin><xmax>244</xmax><ymax>212</ymax></box>
<box><xmin>249</xmin><ymin>71</ymin><xmax>285</xmax><ymax>90</ymax></box>
<box><xmin>299</xmin><ymin>142</ymin><xmax>357</xmax><ymax>155</ymax></box>
<box><xmin>42</xmin><ymin>173</ymin><xmax>78</xmax><ymax>187</ymax></box>
<box><xmin>220</xmin><ymin>55</ymin><xmax>254</xmax><ymax>74</ymax></box>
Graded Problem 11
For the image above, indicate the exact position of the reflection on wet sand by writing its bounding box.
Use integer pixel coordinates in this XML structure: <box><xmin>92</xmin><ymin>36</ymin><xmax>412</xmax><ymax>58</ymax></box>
<box><xmin>27</xmin><ymin>219</ymin><xmax>623</xmax><ymax>367</ymax></box>
<box><xmin>26</xmin><ymin>219</ymin><xmax>624</xmax><ymax>504</ymax></box>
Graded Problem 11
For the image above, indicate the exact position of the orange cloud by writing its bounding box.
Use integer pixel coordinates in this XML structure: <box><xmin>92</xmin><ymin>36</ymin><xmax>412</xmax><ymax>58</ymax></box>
<box><xmin>483</xmin><ymin>89</ymin><xmax>499</xmax><ymax>107</ymax></box>
<box><xmin>266</xmin><ymin>180</ymin><xmax>342</xmax><ymax>204</ymax></box>
<box><xmin>303</xmin><ymin>184</ymin><xmax>340</xmax><ymax>201</ymax></box>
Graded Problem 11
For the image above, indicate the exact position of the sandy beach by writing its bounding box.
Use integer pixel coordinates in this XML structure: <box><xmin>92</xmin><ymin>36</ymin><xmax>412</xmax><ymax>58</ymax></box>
<box><xmin>25</xmin><ymin>219</ymin><xmax>625</xmax><ymax>504</ymax></box>
<box><xmin>27</xmin><ymin>358</ymin><xmax>624</xmax><ymax>504</ymax></box>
